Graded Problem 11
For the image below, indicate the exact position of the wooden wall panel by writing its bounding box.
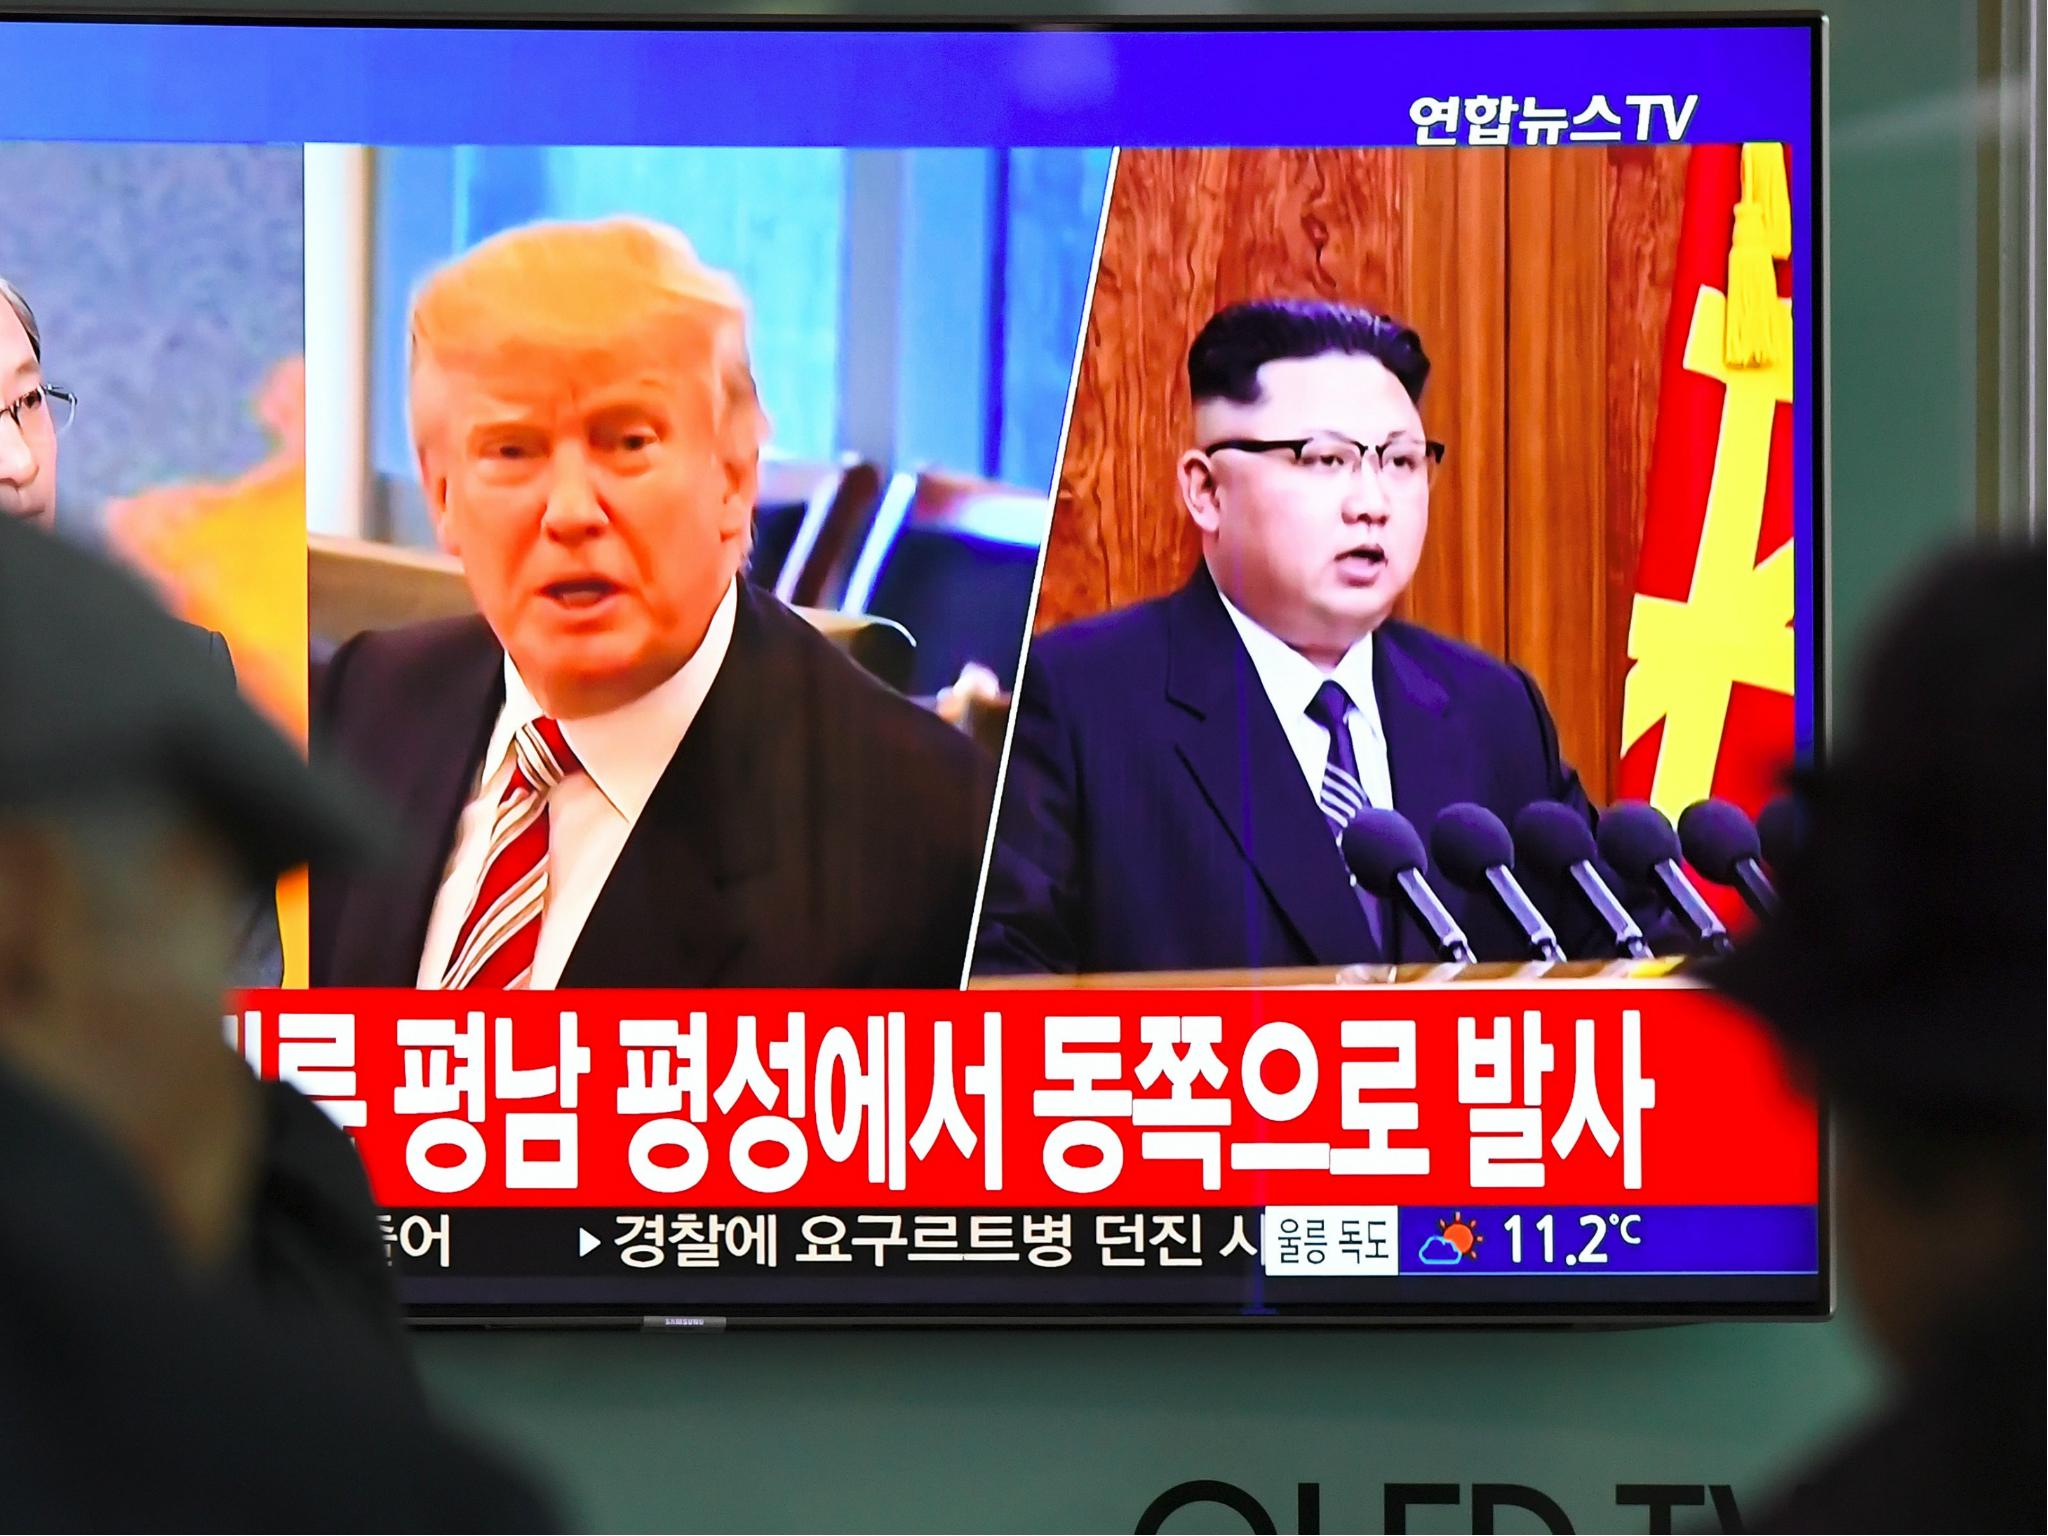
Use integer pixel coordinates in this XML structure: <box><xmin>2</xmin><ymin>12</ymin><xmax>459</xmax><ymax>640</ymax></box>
<box><xmin>1403</xmin><ymin>149</ymin><xmax>1507</xmax><ymax>657</ymax></box>
<box><xmin>1038</xmin><ymin>147</ymin><xmax>1504</xmax><ymax>638</ymax></box>
<box><xmin>1501</xmin><ymin>146</ymin><xmax>1685</xmax><ymax>807</ymax></box>
<box><xmin>1035</xmin><ymin>148</ymin><xmax>1221</xmax><ymax>632</ymax></box>
<box><xmin>1602</xmin><ymin>148</ymin><xmax>1689</xmax><ymax>787</ymax></box>
<box><xmin>1505</xmin><ymin>148</ymin><xmax>1612</xmax><ymax>800</ymax></box>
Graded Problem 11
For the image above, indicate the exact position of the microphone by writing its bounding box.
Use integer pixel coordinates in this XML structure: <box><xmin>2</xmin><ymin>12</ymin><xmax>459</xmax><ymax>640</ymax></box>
<box><xmin>1756</xmin><ymin>792</ymin><xmax>1810</xmax><ymax>874</ymax></box>
<box><xmin>1677</xmin><ymin>798</ymin><xmax>1780</xmax><ymax>920</ymax></box>
<box><xmin>1511</xmin><ymin>801</ymin><xmax>1653</xmax><ymax>960</ymax></box>
<box><xmin>1597</xmin><ymin>800</ymin><xmax>1734</xmax><ymax>956</ymax></box>
<box><xmin>1429</xmin><ymin>803</ymin><xmax>1566</xmax><ymax>963</ymax></box>
<box><xmin>1340</xmin><ymin>808</ymin><xmax>1477</xmax><ymax>965</ymax></box>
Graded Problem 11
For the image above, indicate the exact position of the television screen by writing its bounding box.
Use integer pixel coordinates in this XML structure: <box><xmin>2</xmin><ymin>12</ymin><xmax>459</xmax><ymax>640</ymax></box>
<box><xmin>0</xmin><ymin>14</ymin><xmax>1826</xmax><ymax>1324</ymax></box>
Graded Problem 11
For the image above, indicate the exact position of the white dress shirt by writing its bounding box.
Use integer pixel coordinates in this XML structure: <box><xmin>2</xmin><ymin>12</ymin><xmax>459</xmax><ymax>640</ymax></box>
<box><xmin>1214</xmin><ymin>584</ymin><xmax>1395</xmax><ymax>815</ymax></box>
<box><xmin>415</xmin><ymin>577</ymin><xmax>739</xmax><ymax>990</ymax></box>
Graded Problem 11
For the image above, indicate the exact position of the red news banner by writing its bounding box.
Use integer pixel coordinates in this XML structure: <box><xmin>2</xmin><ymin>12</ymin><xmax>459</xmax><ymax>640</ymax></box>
<box><xmin>227</xmin><ymin>984</ymin><xmax>1817</xmax><ymax>1210</ymax></box>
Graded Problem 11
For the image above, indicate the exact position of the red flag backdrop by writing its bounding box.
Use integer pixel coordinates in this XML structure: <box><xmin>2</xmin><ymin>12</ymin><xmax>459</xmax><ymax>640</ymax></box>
<box><xmin>1618</xmin><ymin>143</ymin><xmax>1796</xmax><ymax>925</ymax></box>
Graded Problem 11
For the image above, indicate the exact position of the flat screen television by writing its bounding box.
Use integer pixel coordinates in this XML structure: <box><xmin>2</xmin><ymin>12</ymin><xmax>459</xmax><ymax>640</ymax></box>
<box><xmin>0</xmin><ymin>10</ymin><xmax>1828</xmax><ymax>1325</ymax></box>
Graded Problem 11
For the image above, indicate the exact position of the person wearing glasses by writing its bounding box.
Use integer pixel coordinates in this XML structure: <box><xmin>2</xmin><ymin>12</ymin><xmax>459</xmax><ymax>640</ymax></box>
<box><xmin>1</xmin><ymin>274</ymin><xmax>284</xmax><ymax>989</ymax></box>
<box><xmin>974</xmin><ymin>298</ymin><xmax>1600</xmax><ymax>975</ymax></box>
<box><xmin>0</xmin><ymin>276</ymin><xmax>74</xmax><ymax>532</ymax></box>
<box><xmin>1</xmin><ymin>274</ymin><xmax>408</xmax><ymax>1356</ymax></box>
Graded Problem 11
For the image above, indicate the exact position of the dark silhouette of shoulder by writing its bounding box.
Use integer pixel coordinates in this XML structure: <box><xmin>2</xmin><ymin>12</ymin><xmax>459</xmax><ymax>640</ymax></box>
<box><xmin>0</xmin><ymin>1062</ymin><xmax>556</xmax><ymax>1529</ymax></box>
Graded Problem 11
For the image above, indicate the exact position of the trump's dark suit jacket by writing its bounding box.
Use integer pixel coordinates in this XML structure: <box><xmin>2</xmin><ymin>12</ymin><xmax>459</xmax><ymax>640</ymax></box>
<box><xmin>974</xmin><ymin>566</ymin><xmax>1608</xmax><ymax>975</ymax></box>
<box><xmin>312</xmin><ymin>581</ymin><xmax>994</xmax><ymax>989</ymax></box>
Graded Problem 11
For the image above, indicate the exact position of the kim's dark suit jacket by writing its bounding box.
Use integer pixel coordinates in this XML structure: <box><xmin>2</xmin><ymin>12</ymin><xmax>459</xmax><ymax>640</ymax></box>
<box><xmin>974</xmin><ymin>566</ymin><xmax>1611</xmax><ymax>975</ymax></box>
<box><xmin>311</xmin><ymin>580</ymin><xmax>994</xmax><ymax>989</ymax></box>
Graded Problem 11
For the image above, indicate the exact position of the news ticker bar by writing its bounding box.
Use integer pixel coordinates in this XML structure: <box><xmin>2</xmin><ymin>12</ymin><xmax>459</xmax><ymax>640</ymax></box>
<box><xmin>380</xmin><ymin>1205</ymin><xmax>1818</xmax><ymax>1281</ymax></box>
<box><xmin>237</xmin><ymin>986</ymin><xmax>1821</xmax><ymax>1210</ymax></box>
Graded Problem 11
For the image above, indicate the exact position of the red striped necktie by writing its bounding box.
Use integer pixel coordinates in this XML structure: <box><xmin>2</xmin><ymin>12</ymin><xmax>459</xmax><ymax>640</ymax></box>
<box><xmin>439</xmin><ymin>717</ymin><xmax>581</xmax><ymax>990</ymax></box>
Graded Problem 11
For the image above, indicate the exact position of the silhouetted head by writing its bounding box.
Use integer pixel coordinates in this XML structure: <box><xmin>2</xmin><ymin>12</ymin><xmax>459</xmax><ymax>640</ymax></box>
<box><xmin>1711</xmin><ymin>540</ymin><xmax>2045</xmax><ymax>1371</ymax></box>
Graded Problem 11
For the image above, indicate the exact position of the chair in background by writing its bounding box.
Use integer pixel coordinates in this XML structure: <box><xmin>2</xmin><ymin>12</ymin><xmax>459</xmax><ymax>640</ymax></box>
<box><xmin>307</xmin><ymin>533</ymin><xmax>916</xmax><ymax>694</ymax></box>
<box><xmin>307</xmin><ymin>534</ymin><xmax>474</xmax><ymax>660</ymax></box>
<box><xmin>747</xmin><ymin>453</ymin><xmax>886</xmax><ymax>609</ymax></box>
<box><xmin>841</xmin><ymin>468</ymin><xmax>1049</xmax><ymax>698</ymax></box>
<box><xmin>931</xmin><ymin>662</ymin><xmax>1013</xmax><ymax>760</ymax></box>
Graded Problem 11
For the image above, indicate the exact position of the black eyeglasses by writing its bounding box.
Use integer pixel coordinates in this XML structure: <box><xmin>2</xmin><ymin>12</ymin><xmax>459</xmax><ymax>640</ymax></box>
<box><xmin>1202</xmin><ymin>433</ymin><xmax>1446</xmax><ymax>490</ymax></box>
<box><xmin>0</xmin><ymin>384</ymin><xmax>77</xmax><ymax>435</ymax></box>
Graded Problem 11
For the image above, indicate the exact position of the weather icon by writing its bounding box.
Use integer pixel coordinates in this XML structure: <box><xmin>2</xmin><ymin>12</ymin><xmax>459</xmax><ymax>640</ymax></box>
<box><xmin>1417</xmin><ymin>1212</ymin><xmax>1484</xmax><ymax>1266</ymax></box>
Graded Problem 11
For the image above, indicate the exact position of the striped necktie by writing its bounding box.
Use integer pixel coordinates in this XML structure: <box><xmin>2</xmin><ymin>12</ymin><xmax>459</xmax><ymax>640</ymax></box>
<box><xmin>439</xmin><ymin>717</ymin><xmax>580</xmax><ymax>991</ymax></box>
<box><xmin>1305</xmin><ymin>678</ymin><xmax>1384</xmax><ymax>956</ymax></box>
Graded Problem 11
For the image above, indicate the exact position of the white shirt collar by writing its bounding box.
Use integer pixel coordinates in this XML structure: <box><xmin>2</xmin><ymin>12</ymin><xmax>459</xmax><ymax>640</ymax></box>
<box><xmin>1213</xmin><ymin>578</ymin><xmax>1382</xmax><ymax>741</ymax></box>
<box><xmin>490</xmin><ymin>575</ymin><xmax>740</xmax><ymax>822</ymax></box>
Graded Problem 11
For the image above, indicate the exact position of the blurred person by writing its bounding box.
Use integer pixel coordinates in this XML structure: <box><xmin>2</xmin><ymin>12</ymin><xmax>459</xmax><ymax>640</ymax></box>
<box><xmin>0</xmin><ymin>513</ymin><xmax>556</xmax><ymax>1528</ymax></box>
<box><xmin>1</xmin><ymin>272</ymin><xmax>284</xmax><ymax>990</ymax></box>
<box><xmin>1710</xmin><ymin>541</ymin><xmax>2045</xmax><ymax>1533</ymax></box>
<box><xmin>311</xmin><ymin>216</ymin><xmax>993</xmax><ymax>989</ymax></box>
<box><xmin>975</xmin><ymin>298</ymin><xmax>1606</xmax><ymax>976</ymax></box>
<box><xmin>2</xmin><ymin>273</ymin><xmax>395</xmax><ymax>1346</ymax></box>
<box><xmin>0</xmin><ymin>274</ymin><xmax>60</xmax><ymax>531</ymax></box>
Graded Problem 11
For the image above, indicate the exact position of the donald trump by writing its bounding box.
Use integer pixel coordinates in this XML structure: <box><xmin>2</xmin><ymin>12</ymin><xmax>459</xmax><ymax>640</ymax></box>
<box><xmin>311</xmin><ymin>217</ymin><xmax>993</xmax><ymax>989</ymax></box>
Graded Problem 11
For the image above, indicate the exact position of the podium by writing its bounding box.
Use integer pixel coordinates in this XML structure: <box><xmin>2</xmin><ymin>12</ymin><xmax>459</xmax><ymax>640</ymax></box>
<box><xmin>968</xmin><ymin>957</ymin><xmax>1691</xmax><ymax>990</ymax></box>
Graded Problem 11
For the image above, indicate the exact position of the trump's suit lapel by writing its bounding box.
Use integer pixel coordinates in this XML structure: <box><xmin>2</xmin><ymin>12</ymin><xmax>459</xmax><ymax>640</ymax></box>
<box><xmin>1163</xmin><ymin>569</ymin><xmax>1378</xmax><ymax>967</ymax></box>
<box><xmin>558</xmin><ymin>584</ymin><xmax>782</xmax><ymax>988</ymax></box>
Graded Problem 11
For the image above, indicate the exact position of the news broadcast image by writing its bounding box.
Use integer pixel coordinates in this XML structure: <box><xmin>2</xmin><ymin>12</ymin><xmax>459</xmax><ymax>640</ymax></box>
<box><xmin>0</xmin><ymin>20</ymin><xmax>1826</xmax><ymax>1326</ymax></box>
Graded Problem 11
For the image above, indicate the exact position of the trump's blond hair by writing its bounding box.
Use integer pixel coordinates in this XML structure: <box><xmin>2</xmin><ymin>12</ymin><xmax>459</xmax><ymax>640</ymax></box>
<box><xmin>407</xmin><ymin>216</ymin><xmax>764</xmax><ymax>469</ymax></box>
